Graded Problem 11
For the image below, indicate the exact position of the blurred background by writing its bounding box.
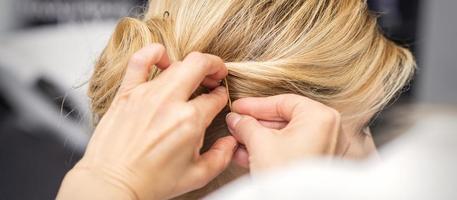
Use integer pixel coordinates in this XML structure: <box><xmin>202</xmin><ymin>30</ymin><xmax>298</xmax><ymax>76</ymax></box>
<box><xmin>0</xmin><ymin>0</ymin><xmax>456</xmax><ymax>199</ymax></box>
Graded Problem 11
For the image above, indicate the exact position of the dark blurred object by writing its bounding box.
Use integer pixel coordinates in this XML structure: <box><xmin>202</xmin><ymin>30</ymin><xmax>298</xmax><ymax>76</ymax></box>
<box><xmin>368</xmin><ymin>0</ymin><xmax>420</xmax><ymax>99</ymax></box>
<box><xmin>0</xmin><ymin>67</ymin><xmax>88</xmax><ymax>200</ymax></box>
<box><xmin>35</xmin><ymin>78</ymin><xmax>80</xmax><ymax>121</ymax></box>
<box><xmin>0</xmin><ymin>124</ymin><xmax>81</xmax><ymax>200</ymax></box>
<box><xmin>371</xmin><ymin>0</ymin><xmax>457</xmax><ymax>146</ymax></box>
<box><xmin>368</xmin><ymin>0</ymin><xmax>420</xmax><ymax>47</ymax></box>
<box><xmin>367</xmin><ymin>0</ymin><xmax>421</xmax><ymax>141</ymax></box>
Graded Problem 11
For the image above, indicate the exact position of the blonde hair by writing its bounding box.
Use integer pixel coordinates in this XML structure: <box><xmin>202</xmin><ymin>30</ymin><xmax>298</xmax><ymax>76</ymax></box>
<box><xmin>88</xmin><ymin>0</ymin><xmax>415</xmax><ymax>198</ymax></box>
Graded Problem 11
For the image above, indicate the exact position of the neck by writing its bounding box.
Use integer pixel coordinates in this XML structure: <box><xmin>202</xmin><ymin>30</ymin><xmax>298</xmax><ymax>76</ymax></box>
<box><xmin>342</xmin><ymin>123</ymin><xmax>379</xmax><ymax>160</ymax></box>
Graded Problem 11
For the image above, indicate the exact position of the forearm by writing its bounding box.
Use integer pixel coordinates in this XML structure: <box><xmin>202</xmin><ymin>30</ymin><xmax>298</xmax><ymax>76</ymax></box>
<box><xmin>56</xmin><ymin>167</ymin><xmax>137</xmax><ymax>200</ymax></box>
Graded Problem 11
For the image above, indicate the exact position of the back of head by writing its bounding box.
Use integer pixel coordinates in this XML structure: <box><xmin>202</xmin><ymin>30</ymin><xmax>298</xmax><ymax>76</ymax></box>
<box><xmin>88</xmin><ymin>0</ymin><xmax>415</xmax><ymax>198</ymax></box>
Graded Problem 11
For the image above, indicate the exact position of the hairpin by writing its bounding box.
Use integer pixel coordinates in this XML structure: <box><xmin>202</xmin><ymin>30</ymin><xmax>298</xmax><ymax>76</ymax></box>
<box><xmin>163</xmin><ymin>11</ymin><xmax>170</xmax><ymax>18</ymax></box>
<box><xmin>223</xmin><ymin>77</ymin><xmax>232</xmax><ymax>111</ymax></box>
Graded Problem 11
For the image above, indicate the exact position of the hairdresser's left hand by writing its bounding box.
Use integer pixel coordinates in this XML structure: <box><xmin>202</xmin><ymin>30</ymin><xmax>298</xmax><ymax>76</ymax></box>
<box><xmin>57</xmin><ymin>44</ymin><xmax>236</xmax><ymax>200</ymax></box>
<box><xmin>226</xmin><ymin>94</ymin><xmax>350</xmax><ymax>172</ymax></box>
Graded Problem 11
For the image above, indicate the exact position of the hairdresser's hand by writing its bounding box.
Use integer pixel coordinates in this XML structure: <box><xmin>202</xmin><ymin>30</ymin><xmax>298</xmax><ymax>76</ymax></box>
<box><xmin>226</xmin><ymin>94</ymin><xmax>350</xmax><ymax>172</ymax></box>
<box><xmin>57</xmin><ymin>44</ymin><xmax>236</xmax><ymax>200</ymax></box>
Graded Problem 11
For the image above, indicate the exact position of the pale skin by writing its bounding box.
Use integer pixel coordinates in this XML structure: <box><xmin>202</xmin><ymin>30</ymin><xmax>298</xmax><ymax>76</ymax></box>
<box><xmin>228</xmin><ymin>96</ymin><xmax>378</xmax><ymax>170</ymax></box>
<box><xmin>57</xmin><ymin>44</ymin><xmax>369</xmax><ymax>200</ymax></box>
<box><xmin>226</xmin><ymin>95</ymin><xmax>351</xmax><ymax>172</ymax></box>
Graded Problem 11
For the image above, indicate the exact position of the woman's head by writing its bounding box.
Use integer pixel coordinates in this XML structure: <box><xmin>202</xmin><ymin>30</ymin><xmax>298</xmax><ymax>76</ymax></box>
<box><xmin>89</xmin><ymin>0</ymin><xmax>415</xmax><ymax>198</ymax></box>
<box><xmin>90</xmin><ymin>0</ymin><xmax>414</xmax><ymax>128</ymax></box>
<box><xmin>89</xmin><ymin>0</ymin><xmax>413</xmax><ymax>193</ymax></box>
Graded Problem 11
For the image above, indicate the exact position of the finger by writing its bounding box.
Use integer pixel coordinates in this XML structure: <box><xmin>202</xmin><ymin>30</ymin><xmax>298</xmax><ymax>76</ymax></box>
<box><xmin>335</xmin><ymin>124</ymin><xmax>351</xmax><ymax>157</ymax></box>
<box><xmin>232</xmin><ymin>94</ymin><xmax>324</xmax><ymax>122</ymax></box>
<box><xmin>190</xmin><ymin>86</ymin><xmax>228</xmax><ymax>127</ymax></box>
<box><xmin>158</xmin><ymin>52</ymin><xmax>227</xmax><ymax>100</ymax></box>
<box><xmin>119</xmin><ymin>44</ymin><xmax>170</xmax><ymax>93</ymax></box>
<box><xmin>226</xmin><ymin>113</ymin><xmax>271</xmax><ymax>147</ymax></box>
<box><xmin>201</xmin><ymin>78</ymin><xmax>222</xmax><ymax>89</ymax></box>
<box><xmin>259</xmin><ymin>120</ymin><xmax>288</xmax><ymax>130</ymax></box>
<box><xmin>192</xmin><ymin>136</ymin><xmax>237</xmax><ymax>186</ymax></box>
<box><xmin>233</xmin><ymin>145</ymin><xmax>249</xmax><ymax>169</ymax></box>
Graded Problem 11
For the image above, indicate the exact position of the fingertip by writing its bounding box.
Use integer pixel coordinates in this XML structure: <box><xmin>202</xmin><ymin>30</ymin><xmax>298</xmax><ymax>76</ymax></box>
<box><xmin>189</xmin><ymin>86</ymin><xmax>228</xmax><ymax>127</ymax></box>
<box><xmin>205</xmin><ymin>54</ymin><xmax>228</xmax><ymax>80</ymax></box>
<box><xmin>225</xmin><ymin>112</ymin><xmax>242</xmax><ymax>133</ymax></box>
<box><xmin>148</xmin><ymin>43</ymin><xmax>170</xmax><ymax>69</ymax></box>
<box><xmin>233</xmin><ymin>146</ymin><xmax>250</xmax><ymax>169</ymax></box>
<box><xmin>217</xmin><ymin>135</ymin><xmax>238</xmax><ymax>150</ymax></box>
<box><xmin>197</xmin><ymin>136</ymin><xmax>237</xmax><ymax>181</ymax></box>
<box><xmin>127</xmin><ymin>43</ymin><xmax>168</xmax><ymax>71</ymax></box>
<box><xmin>119</xmin><ymin>43</ymin><xmax>173</xmax><ymax>95</ymax></box>
<box><xmin>219</xmin><ymin>136</ymin><xmax>238</xmax><ymax>166</ymax></box>
<box><xmin>147</xmin><ymin>43</ymin><xmax>165</xmax><ymax>52</ymax></box>
<box><xmin>128</xmin><ymin>50</ymin><xmax>150</xmax><ymax>70</ymax></box>
<box><xmin>210</xmin><ymin>86</ymin><xmax>229</xmax><ymax>105</ymax></box>
<box><xmin>211</xmin><ymin>86</ymin><xmax>229</xmax><ymax>105</ymax></box>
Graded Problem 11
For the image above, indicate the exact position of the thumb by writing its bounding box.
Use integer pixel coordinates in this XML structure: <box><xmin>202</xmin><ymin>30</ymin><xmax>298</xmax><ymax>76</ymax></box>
<box><xmin>226</xmin><ymin>113</ymin><xmax>271</xmax><ymax>148</ymax></box>
<box><xmin>190</xmin><ymin>136</ymin><xmax>237</xmax><ymax>189</ymax></box>
<box><xmin>118</xmin><ymin>44</ymin><xmax>169</xmax><ymax>94</ymax></box>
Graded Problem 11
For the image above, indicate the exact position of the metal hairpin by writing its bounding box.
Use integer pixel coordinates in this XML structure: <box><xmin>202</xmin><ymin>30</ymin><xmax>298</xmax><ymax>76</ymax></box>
<box><xmin>163</xmin><ymin>11</ymin><xmax>170</xmax><ymax>18</ymax></box>
<box><xmin>223</xmin><ymin>78</ymin><xmax>232</xmax><ymax>111</ymax></box>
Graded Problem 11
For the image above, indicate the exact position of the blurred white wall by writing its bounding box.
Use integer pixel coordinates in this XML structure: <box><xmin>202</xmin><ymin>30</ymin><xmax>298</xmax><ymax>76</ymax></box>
<box><xmin>0</xmin><ymin>21</ymin><xmax>116</xmax><ymax>127</ymax></box>
<box><xmin>418</xmin><ymin>0</ymin><xmax>457</xmax><ymax>104</ymax></box>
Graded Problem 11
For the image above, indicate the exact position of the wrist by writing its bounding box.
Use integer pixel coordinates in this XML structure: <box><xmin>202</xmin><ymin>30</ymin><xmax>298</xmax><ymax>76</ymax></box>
<box><xmin>57</xmin><ymin>163</ymin><xmax>139</xmax><ymax>200</ymax></box>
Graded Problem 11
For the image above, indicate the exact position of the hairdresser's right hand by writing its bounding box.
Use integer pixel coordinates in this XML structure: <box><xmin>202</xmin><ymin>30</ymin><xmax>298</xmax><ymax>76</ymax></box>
<box><xmin>57</xmin><ymin>44</ymin><xmax>236</xmax><ymax>200</ymax></box>
<box><xmin>226</xmin><ymin>94</ymin><xmax>350</xmax><ymax>173</ymax></box>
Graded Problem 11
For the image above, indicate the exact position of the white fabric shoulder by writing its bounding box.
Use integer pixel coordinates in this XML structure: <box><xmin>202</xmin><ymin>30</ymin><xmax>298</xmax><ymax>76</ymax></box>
<box><xmin>206</xmin><ymin>115</ymin><xmax>457</xmax><ymax>200</ymax></box>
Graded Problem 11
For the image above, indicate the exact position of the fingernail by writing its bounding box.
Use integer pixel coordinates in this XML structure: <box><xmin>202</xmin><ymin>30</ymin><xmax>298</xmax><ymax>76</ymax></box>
<box><xmin>226</xmin><ymin>112</ymin><xmax>241</xmax><ymax>134</ymax></box>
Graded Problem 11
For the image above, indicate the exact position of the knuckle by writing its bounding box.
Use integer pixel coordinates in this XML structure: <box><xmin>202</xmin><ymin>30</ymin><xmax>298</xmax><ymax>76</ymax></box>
<box><xmin>129</xmin><ymin>85</ymin><xmax>148</xmax><ymax>98</ymax></box>
<box><xmin>113</xmin><ymin>93</ymin><xmax>129</xmax><ymax>106</ymax></box>
<box><xmin>116</xmin><ymin>89</ymin><xmax>134</xmax><ymax>102</ymax></box>
<box><xmin>193</xmin><ymin>169</ymin><xmax>209</xmax><ymax>189</ymax></box>
<box><xmin>180</xmin><ymin>121</ymin><xmax>196</xmax><ymax>135</ymax></box>
<box><xmin>129</xmin><ymin>52</ymin><xmax>148</xmax><ymax>66</ymax></box>
<box><xmin>114</xmin><ymin>86</ymin><xmax>150</xmax><ymax>107</ymax></box>
<box><xmin>151</xmin><ymin>43</ymin><xmax>166</xmax><ymax>52</ymax></box>
<box><xmin>186</xmin><ymin>52</ymin><xmax>209</xmax><ymax>68</ymax></box>
<box><xmin>177</xmin><ymin>106</ymin><xmax>197</xmax><ymax>123</ymax></box>
<box><xmin>149</xmin><ymin>44</ymin><xmax>166</xmax><ymax>59</ymax></box>
<box><xmin>320</xmin><ymin>108</ymin><xmax>341</xmax><ymax>125</ymax></box>
<box><xmin>187</xmin><ymin>51</ymin><xmax>205</xmax><ymax>60</ymax></box>
<box><xmin>177</xmin><ymin>106</ymin><xmax>201</xmax><ymax>135</ymax></box>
